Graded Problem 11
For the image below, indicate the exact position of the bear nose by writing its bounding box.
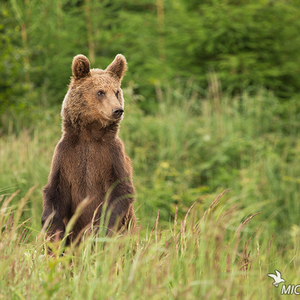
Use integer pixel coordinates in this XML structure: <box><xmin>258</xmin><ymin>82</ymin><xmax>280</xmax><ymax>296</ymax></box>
<box><xmin>112</xmin><ymin>108</ymin><xmax>124</xmax><ymax>118</ymax></box>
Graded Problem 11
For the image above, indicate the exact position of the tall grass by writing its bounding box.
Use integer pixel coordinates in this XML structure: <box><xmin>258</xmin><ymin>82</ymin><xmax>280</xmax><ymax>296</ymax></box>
<box><xmin>0</xmin><ymin>188</ymin><xmax>297</xmax><ymax>299</ymax></box>
<box><xmin>0</xmin><ymin>84</ymin><xmax>300</xmax><ymax>298</ymax></box>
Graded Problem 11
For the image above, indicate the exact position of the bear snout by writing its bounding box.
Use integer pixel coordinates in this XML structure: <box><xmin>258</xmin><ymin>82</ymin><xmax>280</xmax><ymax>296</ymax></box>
<box><xmin>112</xmin><ymin>107</ymin><xmax>124</xmax><ymax>118</ymax></box>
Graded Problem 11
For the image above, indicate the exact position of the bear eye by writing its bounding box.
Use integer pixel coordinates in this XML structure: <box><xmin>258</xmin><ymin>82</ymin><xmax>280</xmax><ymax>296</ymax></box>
<box><xmin>115</xmin><ymin>90</ymin><xmax>119</xmax><ymax>98</ymax></box>
<box><xmin>97</xmin><ymin>90</ymin><xmax>105</xmax><ymax>96</ymax></box>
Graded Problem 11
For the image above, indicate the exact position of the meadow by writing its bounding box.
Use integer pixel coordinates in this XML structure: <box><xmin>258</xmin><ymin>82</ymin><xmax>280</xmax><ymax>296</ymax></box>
<box><xmin>0</xmin><ymin>81</ymin><xmax>300</xmax><ymax>299</ymax></box>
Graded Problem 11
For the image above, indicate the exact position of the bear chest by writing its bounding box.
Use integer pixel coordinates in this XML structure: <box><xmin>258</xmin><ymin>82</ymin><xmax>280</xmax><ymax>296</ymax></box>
<box><xmin>64</xmin><ymin>141</ymin><xmax>115</xmax><ymax>191</ymax></box>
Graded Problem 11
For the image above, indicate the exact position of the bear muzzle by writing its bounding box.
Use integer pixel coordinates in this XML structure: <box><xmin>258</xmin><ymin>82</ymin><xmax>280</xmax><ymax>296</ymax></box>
<box><xmin>112</xmin><ymin>107</ymin><xmax>124</xmax><ymax>119</ymax></box>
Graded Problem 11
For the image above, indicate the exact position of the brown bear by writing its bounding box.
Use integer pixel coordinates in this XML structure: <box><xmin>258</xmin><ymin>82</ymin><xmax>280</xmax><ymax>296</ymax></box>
<box><xmin>41</xmin><ymin>54</ymin><xmax>136</xmax><ymax>243</ymax></box>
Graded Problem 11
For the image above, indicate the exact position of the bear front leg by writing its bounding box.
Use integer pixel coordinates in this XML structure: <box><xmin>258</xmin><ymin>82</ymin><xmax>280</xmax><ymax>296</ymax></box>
<box><xmin>41</xmin><ymin>148</ymin><xmax>71</xmax><ymax>242</ymax></box>
<box><xmin>41</xmin><ymin>203</ymin><xmax>65</xmax><ymax>241</ymax></box>
<box><xmin>105</xmin><ymin>182</ymin><xmax>136</xmax><ymax>235</ymax></box>
<box><xmin>126</xmin><ymin>205</ymin><xmax>136</xmax><ymax>228</ymax></box>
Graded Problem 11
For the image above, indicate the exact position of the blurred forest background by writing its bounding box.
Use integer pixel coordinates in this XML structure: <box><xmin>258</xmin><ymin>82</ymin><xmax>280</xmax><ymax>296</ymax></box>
<box><xmin>1</xmin><ymin>0</ymin><xmax>300</xmax><ymax>247</ymax></box>
<box><xmin>2</xmin><ymin>0</ymin><xmax>300</xmax><ymax>117</ymax></box>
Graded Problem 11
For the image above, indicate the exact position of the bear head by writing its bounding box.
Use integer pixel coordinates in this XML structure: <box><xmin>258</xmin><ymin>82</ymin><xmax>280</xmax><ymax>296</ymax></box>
<box><xmin>62</xmin><ymin>54</ymin><xmax>127</xmax><ymax>129</ymax></box>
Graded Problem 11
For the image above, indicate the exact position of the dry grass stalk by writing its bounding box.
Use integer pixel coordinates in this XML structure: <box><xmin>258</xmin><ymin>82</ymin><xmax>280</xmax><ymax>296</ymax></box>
<box><xmin>194</xmin><ymin>189</ymin><xmax>231</xmax><ymax>229</ymax></box>
<box><xmin>174</xmin><ymin>205</ymin><xmax>178</xmax><ymax>236</ymax></box>
<box><xmin>234</xmin><ymin>212</ymin><xmax>261</xmax><ymax>262</ymax></box>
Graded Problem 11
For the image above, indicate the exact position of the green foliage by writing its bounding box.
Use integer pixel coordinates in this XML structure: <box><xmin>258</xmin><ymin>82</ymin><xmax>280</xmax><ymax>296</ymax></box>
<box><xmin>0</xmin><ymin>5</ymin><xmax>28</xmax><ymax>113</ymax></box>
<box><xmin>165</xmin><ymin>0</ymin><xmax>300</xmax><ymax>97</ymax></box>
<box><xmin>1</xmin><ymin>0</ymin><xmax>300</xmax><ymax>118</ymax></box>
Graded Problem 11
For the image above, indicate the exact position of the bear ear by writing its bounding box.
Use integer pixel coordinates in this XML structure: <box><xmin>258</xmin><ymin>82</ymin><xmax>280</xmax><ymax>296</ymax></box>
<box><xmin>72</xmin><ymin>54</ymin><xmax>91</xmax><ymax>79</ymax></box>
<box><xmin>105</xmin><ymin>54</ymin><xmax>127</xmax><ymax>81</ymax></box>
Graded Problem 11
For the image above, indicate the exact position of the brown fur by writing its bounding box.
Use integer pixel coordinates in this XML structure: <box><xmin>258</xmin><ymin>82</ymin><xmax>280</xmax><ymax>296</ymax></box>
<box><xmin>41</xmin><ymin>54</ymin><xmax>136</xmax><ymax>243</ymax></box>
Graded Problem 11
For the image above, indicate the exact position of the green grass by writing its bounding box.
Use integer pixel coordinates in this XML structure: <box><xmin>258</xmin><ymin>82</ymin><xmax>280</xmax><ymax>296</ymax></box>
<box><xmin>0</xmin><ymin>84</ymin><xmax>300</xmax><ymax>298</ymax></box>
